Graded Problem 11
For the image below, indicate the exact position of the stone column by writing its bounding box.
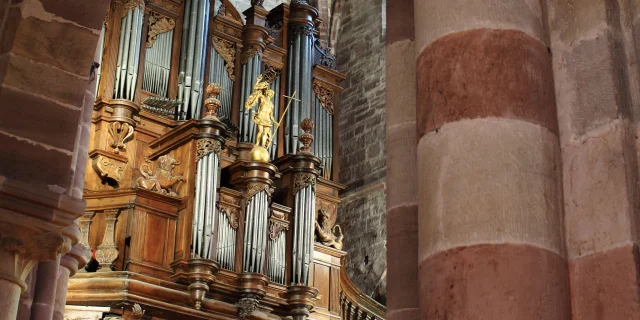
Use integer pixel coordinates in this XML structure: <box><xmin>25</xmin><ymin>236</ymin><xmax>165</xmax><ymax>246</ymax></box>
<box><xmin>549</xmin><ymin>1</ymin><xmax>640</xmax><ymax>318</ymax></box>
<box><xmin>30</xmin><ymin>257</ymin><xmax>61</xmax><ymax>320</ymax></box>
<box><xmin>385</xmin><ymin>1</ymin><xmax>417</xmax><ymax>320</ymax></box>
<box><xmin>414</xmin><ymin>1</ymin><xmax>570</xmax><ymax>319</ymax></box>
<box><xmin>54</xmin><ymin>244</ymin><xmax>91</xmax><ymax>320</ymax></box>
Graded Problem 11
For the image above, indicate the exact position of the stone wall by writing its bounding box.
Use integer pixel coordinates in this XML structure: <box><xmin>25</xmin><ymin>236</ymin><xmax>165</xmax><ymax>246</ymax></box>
<box><xmin>335</xmin><ymin>0</ymin><xmax>387</xmax><ymax>304</ymax></box>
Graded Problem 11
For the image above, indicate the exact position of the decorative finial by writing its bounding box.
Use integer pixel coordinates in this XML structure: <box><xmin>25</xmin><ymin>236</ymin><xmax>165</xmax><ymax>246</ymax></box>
<box><xmin>298</xmin><ymin>118</ymin><xmax>314</xmax><ymax>154</ymax></box>
<box><xmin>204</xmin><ymin>83</ymin><xmax>222</xmax><ymax>119</ymax></box>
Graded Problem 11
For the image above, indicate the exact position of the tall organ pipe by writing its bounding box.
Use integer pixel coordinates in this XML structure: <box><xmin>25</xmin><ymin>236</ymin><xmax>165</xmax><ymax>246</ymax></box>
<box><xmin>285</xmin><ymin>23</ymin><xmax>314</xmax><ymax>154</ymax></box>
<box><xmin>177</xmin><ymin>0</ymin><xmax>210</xmax><ymax>120</ymax></box>
<box><xmin>143</xmin><ymin>31</ymin><xmax>173</xmax><ymax>97</ymax></box>
<box><xmin>242</xmin><ymin>191</ymin><xmax>269</xmax><ymax>273</ymax></box>
<box><xmin>291</xmin><ymin>183</ymin><xmax>315</xmax><ymax>285</ymax></box>
<box><xmin>191</xmin><ymin>149</ymin><xmax>221</xmax><ymax>259</ymax></box>
<box><xmin>114</xmin><ymin>4</ymin><xmax>144</xmax><ymax>101</ymax></box>
<box><xmin>94</xmin><ymin>23</ymin><xmax>106</xmax><ymax>96</ymax></box>
<box><xmin>208</xmin><ymin>50</ymin><xmax>234</xmax><ymax>119</ymax></box>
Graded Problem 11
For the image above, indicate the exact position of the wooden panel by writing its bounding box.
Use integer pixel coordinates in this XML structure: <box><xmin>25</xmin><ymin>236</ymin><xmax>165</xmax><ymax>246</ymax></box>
<box><xmin>143</xmin><ymin>213</ymin><xmax>167</xmax><ymax>265</ymax></box>
<box><xmin>314</xmin><ymin>263</ymin><xmax>330</xmax><ymax>310</ymax></box>
<box><xmin>330</xmin><ymin>267</ymin><xmax>340</xmax><ymax>313</ymax></box>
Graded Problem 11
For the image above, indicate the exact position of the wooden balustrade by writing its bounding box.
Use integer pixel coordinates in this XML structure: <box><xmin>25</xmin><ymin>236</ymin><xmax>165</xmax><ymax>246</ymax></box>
<box><xmin>339</xmin><ymin>260</ymin><xmax>386</xmax><ymax>320</ymax></box>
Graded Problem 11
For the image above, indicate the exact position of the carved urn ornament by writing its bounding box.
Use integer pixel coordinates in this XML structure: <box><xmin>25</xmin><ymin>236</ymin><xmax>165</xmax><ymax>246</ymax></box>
<box><xmin>204</xmin><ymin>83</ymin><xmax>222</xmax><ymax>119</ymax></box>
<box><xmin>298</xmin><ymin>118</ymin><xmax>314</xmax><ymax>154</ymax></box>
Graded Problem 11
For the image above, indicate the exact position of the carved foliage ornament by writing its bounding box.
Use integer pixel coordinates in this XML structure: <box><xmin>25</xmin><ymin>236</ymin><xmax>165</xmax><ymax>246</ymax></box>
<box><xmin>293</xmin><ymin>172</ymin><xmax>316</xmax><ymax>194</ymax></box>
<box><xmin>313</xmin><ymin>82</ymin><xmax>334</xmax><ymax>114</ymax></box>
<box><xmin>219</xmin><ymin>205</ymin><xmax>239</xmax><ymax>229</ymax></box>
<box><xmin>237</xmin><ymin>294</ymin><xmax>260</xmax><ymax>319</ymax></box>
<box><xmin>269</xmin><ymin>219</ymin><xmax>288</xmax><ymax>240</ymax></box>
<box><xmin>196</xmin><ymin>139</ymin><xmax>222</xmax><ymax>162</ymax></box>
<box><xmin>147</xmin><ymin>13</ymin><xmax>175</xmax><ymax>48</ymax></box>
<box><xmin>108</xmin><ymin>121</ymin><xmax>134</xmax><ymax>154</ymax></box>
<box><xmin>244</xmin><ymin>182</ymin><xmax>272</xmax><ymax>203</ymax></box>
<box><xmin>123</xmin><ymin>0</ymin><xmax>145</xmax><ymax>14</ymax></box>
<box><xmin>242</xmin><ymin>45</ymin><xmax>263</xmax><ymax>64</ymax></box>
<box><xmin>136</xmin><ymin>155</ymin><xmax>186</xmax><ymax>196</ymax></box>
<box><xmin>262</xmin><ymin>64</ymin><xmax>281</xmax><ymax>84</ymax></box>
<box><xmin>289</xmin><ymin>24</ymin><xmax>314</xmax><ymax>39</ymax></box>
<box><xmin>213</xmin><ymin>36</ymin><xmax>236</xmax><ymax>81</ymax></box>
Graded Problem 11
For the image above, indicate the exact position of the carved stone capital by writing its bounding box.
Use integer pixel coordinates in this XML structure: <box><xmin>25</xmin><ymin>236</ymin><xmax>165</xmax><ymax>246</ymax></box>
<box><xmin>0</xmin><ymin>226</ymin><xmax>68</xmax><ymax>292</ymax></box>
<box><xmin>293</xmin><ymin>172</ymin><xmax>316</xmax><ymax>194</ymax></box>
<box><xmin>196</xmin><ymin>139</ymin><xmax>222</xmax><ymax>163</ymax></box>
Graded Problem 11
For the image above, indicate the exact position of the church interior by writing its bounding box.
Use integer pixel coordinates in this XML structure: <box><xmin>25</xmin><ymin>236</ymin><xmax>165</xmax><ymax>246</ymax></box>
<box><xmin>1</xmin><ymin>0</ymin><xmax>639</xmax><ymax>319</ymax></box>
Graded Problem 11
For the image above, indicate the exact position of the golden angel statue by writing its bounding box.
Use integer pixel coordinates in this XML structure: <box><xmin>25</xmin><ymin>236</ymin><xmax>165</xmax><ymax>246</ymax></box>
<box><xmin>245</xmin><ymin>75</ymin><xmax>277</xmax><ymax>149</ymax></box>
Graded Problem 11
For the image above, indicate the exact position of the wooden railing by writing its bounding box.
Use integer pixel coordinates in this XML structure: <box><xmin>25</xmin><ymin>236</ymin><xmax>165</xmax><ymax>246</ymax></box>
<box><xmin>339</xmin><ymin>262</ymin><xmax>386</xmax><ymax>320</ymax></box>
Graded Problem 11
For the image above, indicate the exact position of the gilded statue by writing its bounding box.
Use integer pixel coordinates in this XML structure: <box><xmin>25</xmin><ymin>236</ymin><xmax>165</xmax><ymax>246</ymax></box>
<box><xmin>315</xmin><ymin>208</ymin><xmax>343</xmax><ymax>250</ymax></box>
<box><xmin>244</xmin><ymin>75</ymin><xmax>297</xmax><ymax>162</ymax></box>
<box><xmin>245</xmin><ymin>75</ymin><xmax>277</xmax><ymax>150</ymax></box>
<box><xmin>136</xmin><ymin>155</ymin><xmax>185</xmax><ymax>196</ymax></box>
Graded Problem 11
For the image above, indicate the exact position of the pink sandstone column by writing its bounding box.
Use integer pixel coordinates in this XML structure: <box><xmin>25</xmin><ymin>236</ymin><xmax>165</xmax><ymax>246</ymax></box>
<box><xmin>414</xmin><ymin>2</ymin><xmax>571</xmax><ymax>319</ymax></box>
<box><xmin>549</xmin><ymin>1</ymin><xmax>640</xmax><ymax>318</ymax></box>
<box><xmin>30</xmin><ymin>257</ymin><xmax>61</xmax><ymax>320</ymax></box>
<box><xmin>385</xmin><ymin>1</ymin><xmax>418</xmax><ymax>320</ymax></box>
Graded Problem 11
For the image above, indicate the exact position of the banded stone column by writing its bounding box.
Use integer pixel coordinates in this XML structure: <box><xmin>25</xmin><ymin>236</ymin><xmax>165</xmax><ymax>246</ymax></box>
<box><xmin>385</xmin><ymin>1</ymin><xmax>418</xmax><ymax>320</ymax></box>
<box><xmin>414</xmin><ymin>2</ymin><xmax>570</xmax><ymax>319</ymax></box>
<box><xmin>550</xmin><ymin>1</ymin><xmax>640</xmax><ymax>318</ymax></box>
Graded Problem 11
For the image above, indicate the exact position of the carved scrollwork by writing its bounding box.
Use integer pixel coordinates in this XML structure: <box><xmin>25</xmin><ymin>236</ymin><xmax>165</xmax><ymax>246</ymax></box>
<box><xmin>243</xmin><ymin>182</ymin><xmax>272</xmax><ymax>203</ymax></box>
<box><xmin>241</xmin><ymin>45</ymin><xmax>263</xmax><ymax>64</ymax></box>
<box><xmin>237</xmin><ymin>294</ymin><xmax>260</xmax><ymax>319</ymax></box>
<box><xmin>313</xmin><ymin>82</ymin><xmax>334</xmax><ymax>114</ymax></box>
<box><xmin>213</xmin><ymin>36</ymin><xmax>236</xmax><ymax>81</ymax></box>
<box><xmin>269</xmin><ymin>218</ymin><xmax>288</xmax><ymax>240</ymax></box>
<box><xmin>219</xmin><ymin>204</ymin><xmax>239</xmax><ymax>229</ymax></box>
<box><xmin>147</xmin><ymin>12</ymin><xmax>175</xmax><ymax>48</ymax></box>
<box><xmin>289</xmin><ymin>24</ymin><xmax>313</xmax><ymax>41</ymax></box>
<box><xmin>108</xmin><ymin>121</ymin><xmax>134</xmax><ymax>154</ymax></box>
<box><xmin>196</xmin><ymin>139</ymin><xmax>222</xmax><ymax>162</ymax></box>
<box><xmin>123</xmin><ymin>0</ymin><xmax>145</xmax><ymax>14</ymax></box>
<box><xmin>293</xmin><ymin>172</ymin><xmax>316</xmax><ymax>194</ymax></box>
<box><xmin>93</xmin><ymin>155</ymin><xmax>125</xmax><ymax>187</ymax></box>
<box><xmin>262</xmin><ymin>64</ymin><xmax>282</xmax><ymax>84</ymax></box>
<box><xmin>136</xmin><ymin>155</ymin><xmax>186</xmax><ymax>196</ymax></box>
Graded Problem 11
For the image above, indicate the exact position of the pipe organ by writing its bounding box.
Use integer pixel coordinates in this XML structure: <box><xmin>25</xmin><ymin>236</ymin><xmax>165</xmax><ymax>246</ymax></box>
<box><xmin>70</xmin><ymin>0</ymin><xmax>384</xmax><ymax>320</ymax></box>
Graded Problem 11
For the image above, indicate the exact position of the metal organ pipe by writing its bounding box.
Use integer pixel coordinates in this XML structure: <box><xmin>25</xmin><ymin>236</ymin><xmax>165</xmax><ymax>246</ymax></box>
<box><xmin>191</xmin><ymin>148</ymin><xmax>221</xmax><ymax>260</ymax></box>
<box><xmin>143</xmin><ymin>31</ymin><xmax>174</xmax><ymax>97</ymax></box>
<box><xmin>114</xmin><ymin>4</ymin><xmax>143</xmax><ymax>101</ymax></box>
<box><xmin>291</xmin><ymin>182</ymin><xmax>315</xmax><ymax>285</ymax></box>
<box><xmin>177</xmin><ymin>0</ymin><xmax>210</xmax><ymax>120</ymax></box>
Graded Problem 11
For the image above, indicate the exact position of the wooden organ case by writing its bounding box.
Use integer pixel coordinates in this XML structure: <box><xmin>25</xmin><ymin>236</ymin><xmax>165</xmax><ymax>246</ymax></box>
<box><xmin>67</xmin><ymin>0</ymin><xmax>385</xmax><ymax>320</ymax></box>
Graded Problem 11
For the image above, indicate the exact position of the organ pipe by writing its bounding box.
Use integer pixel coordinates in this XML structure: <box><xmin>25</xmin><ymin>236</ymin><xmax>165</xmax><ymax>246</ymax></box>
<box><xmin>143</xmin><ymin>30</ymin><xmax>174</xmax><ymax>97</ymax></box>
<box><xmin>177</xmin><ymin>0</ymin><xmax>210</xmax><ymax>120</ymax></box>
<box><xmin>291</xmin><ymin>181</ymin><xmax>315</xmax><ymax>285</ymax></box>
<box><xmin>191</xmin><ymin>140</ymin><xmax>222</xmax><ymax>259</ymax></box>
<box><xmin>114</xmin><ymin>2</ymin><xmax>144</xmax><ymax>101</ymax></box>
<box><xmin>242</xmin><ymin>190</ymin><xmax>269</xmax><ymax>273</ymax></box>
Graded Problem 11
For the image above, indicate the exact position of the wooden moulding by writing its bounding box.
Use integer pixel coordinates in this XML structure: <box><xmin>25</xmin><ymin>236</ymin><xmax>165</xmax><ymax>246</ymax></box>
<box><xmin>94</xmin><ymin>98</ymin><xmax>141</xmax><ymax>127</ymax></box>
<box><xmin>171</xmin><ymin>258</ymin><xmax>221</xmax><ymax>310</ymax></box>
<box><xmin>147</xmin><ymin>118</ymin><xmax>227</xmax><ymax>160</ymax></box>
